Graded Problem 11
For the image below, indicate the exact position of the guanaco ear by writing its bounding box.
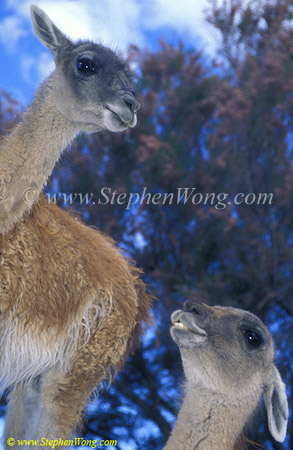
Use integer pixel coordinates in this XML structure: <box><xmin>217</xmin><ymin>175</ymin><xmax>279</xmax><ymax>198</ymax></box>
<box><xmin>263</xmin><ymin>365</ymin><xmax>288</xmax><ymax>442</ymax></box>
<box><xmin>30</xmin><ymin>5</ymin><xmax>71</xmax><ymax>56</ymax></box>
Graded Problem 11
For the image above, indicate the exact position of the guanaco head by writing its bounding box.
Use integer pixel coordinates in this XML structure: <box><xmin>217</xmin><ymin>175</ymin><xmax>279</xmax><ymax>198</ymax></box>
<box><xmin>30</xmin><ymin>5</ymin><xmax>140</xmax><ymax>133</ymax></box>
<box><xmin>170</xmin><ymin>301</ymin><xmax>289</xmax><ymax>443</ymax></box>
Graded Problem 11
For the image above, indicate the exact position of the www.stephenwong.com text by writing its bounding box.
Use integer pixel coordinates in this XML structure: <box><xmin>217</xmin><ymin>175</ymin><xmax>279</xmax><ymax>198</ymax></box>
<box><xmin>22</xmin><ymin>187</ymin><xmax>274</xmax><ymax>210</ymax></box>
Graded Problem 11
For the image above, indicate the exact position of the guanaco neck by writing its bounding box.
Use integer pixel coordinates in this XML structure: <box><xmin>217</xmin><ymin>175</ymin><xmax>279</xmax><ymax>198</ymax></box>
<box><xmin>164</xmin><ymin>383</ymin><xmax>255</xmax><ymax>450</ymax></box>
<box><xmin>0</xmin><ymin>71</ymin><xmax>78</xmax><ymax>235</ymax></box>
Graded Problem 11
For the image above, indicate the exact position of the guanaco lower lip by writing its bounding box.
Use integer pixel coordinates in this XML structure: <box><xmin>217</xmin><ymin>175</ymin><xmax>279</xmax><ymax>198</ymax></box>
<box><xmin>103</xmin><ymin>104</ymin><xmax>134</xmax><ymax>125</ymax></box>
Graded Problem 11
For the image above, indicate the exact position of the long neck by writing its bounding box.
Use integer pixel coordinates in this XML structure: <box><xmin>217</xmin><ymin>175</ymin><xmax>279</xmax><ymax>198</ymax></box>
<box><xmin>0</xmin><ymin>72</ymin><xmax>78</xmax><ymax>234</ymax></box>
<box><xmin>164</xmin><ymin>383</ymin><xmax>255</xmax><ymax>450</ymax></box>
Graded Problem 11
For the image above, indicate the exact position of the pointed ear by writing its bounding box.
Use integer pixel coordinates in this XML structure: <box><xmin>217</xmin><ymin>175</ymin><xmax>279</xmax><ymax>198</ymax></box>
<box><xmin>30</xmin><ymin>5</ymin><xmax>71</xmax><ymax>56</ymax></box>
<box><xmin>263</xmin><ymin>365</ymin><xmax>288</xmax><ymax>442</ymax></box>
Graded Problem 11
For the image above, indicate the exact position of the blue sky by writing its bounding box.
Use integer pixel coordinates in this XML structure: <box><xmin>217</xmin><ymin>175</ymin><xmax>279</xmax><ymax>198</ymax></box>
<box><xmin>0</xmin><ymin>0</ymin><xmax>222</xmax><ymax>105</ymax></box>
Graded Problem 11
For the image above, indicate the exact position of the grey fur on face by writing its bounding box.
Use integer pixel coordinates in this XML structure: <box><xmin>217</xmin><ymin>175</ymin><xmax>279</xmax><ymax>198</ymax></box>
<box><xmin>31</xmin><ymin>5</ymin><xmax>140</xmax><ymax>133</ymax></box>
<box><xmin>166</xmin><ymin>302</ymin><xmax>288</xmax><ymax>448</ymax></box>
<box><xmin>171</xmin><ymin>302</ymin><xmax>274</xmax><ymax>389</ymax></box>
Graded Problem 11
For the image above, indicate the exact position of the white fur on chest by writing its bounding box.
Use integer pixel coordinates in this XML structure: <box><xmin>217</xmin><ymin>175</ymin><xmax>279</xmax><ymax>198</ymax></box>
<box><xmin>0</xmin><ymin>294</ymin><xmax>104</xmax><ymax>390</ymax></box>
<box><xmin>0</xmin><ymin>318</ymin><xmax>68</xmax><ymax>390</ymax></box>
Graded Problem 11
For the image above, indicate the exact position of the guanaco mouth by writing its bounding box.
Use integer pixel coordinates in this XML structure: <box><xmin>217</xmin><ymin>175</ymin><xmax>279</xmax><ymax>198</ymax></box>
<box><xmin>171</xmin><ymin>311</ymin><xmax>207</xmax><ymax>336</ymax></box>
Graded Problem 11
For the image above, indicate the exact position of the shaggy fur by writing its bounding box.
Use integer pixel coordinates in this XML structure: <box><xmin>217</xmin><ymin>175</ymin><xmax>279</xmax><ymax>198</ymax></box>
<box><xmin>0</xmin><ymin>196</ymin><xmax>150</xmax><ymax>390</ymax></box>
<box><xmin>0</xmin><ymin>196</ymin><xmax>151</xmax><ymax>440</ymax></box>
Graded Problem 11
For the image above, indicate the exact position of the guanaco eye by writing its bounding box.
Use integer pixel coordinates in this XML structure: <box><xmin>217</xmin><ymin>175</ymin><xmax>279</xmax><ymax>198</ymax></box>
<box><xmin>77</xmin><ymin>58</ymin><xmax>96</xmax><ymax>74</ymax></box>
<box><xmin>243</xmin><ymin>329</ymin><xmax>262</xmax><ymax>348</ymax></box>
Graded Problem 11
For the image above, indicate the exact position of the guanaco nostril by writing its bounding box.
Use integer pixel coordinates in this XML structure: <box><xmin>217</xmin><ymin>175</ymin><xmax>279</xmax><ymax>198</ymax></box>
<box><xmin>184</xmin><ymin>301</ymin><xmax>206</xmax><ymax>317</ymax></box>
<box><xmin>122</xmin><ymin>94</ymin><xmax>140</xmax><ymax>113</ymax></box>
<box><xmin>124</xmin><ymin>100</ymin><xmax>133</xmax><ymax>110</ymax></box>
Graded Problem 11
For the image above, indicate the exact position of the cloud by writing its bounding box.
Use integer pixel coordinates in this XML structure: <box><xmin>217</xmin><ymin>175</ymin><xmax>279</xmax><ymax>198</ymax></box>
<box><xmin>43</xmin><ymin>0</ymin><xmax>144</xmax><ymax>51</ymax></box>
<box><xmin>3</xmin><ymin>0</ymin><xmax>146</xmax><ymax>51</ymax></box>
<box><xmin>21</xmin><ymin>51</ymin><xmax>55</xmax><ymax>85</ymax></box>
<box><xmin>142</xmin><ymin>0</ymin><xmax>221</xmax><ymax>55</ymax></box>
<box><xmin>37</xmin><ymin>51</ymin><xmax>55</xmax><ymax>80</ymax></box>
<box><xmin>0</xmin><ymin>15</ymin><xmax>27</xmax><ymax>52</ymax></box>
<box><xmin>2</xmin><ymin>0</ymin><xmax>221</xmax><ymax>53</ymax></box>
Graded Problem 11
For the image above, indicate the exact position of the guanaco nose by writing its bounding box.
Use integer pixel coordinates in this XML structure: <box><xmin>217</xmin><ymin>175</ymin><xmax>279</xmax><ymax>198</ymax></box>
<box><xmin>122</xmin><ymin>93</ymin><xmax>140</xmax><ymax>114</ymax></box>
<box><xmin>183</xmin><ymin>301</ymin><xmax>208</xmax><ymax>323</ymax></box>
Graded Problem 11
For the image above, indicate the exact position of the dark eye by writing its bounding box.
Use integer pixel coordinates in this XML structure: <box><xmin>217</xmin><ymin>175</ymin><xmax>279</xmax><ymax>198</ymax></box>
<box><xmin>243</xmin><ymin>329</ymin><xmax>262</xmax><ymax>348</ymax></box>
<box><xmin>77</xmin><ymin>58</ymin><xmax>96</xmax><ymax>74</ymax></box>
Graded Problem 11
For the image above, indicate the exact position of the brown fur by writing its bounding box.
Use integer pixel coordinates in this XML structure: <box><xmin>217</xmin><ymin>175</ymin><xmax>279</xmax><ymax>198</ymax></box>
<box><xmin>0</xmin><ymin>195</ymin><xmax>150</xmax><ymax>339</ymax></box>
<box><xmin>0</xmin><ymin>194</ymin><xmax>151</xmax><ymax>437</ymax></box>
